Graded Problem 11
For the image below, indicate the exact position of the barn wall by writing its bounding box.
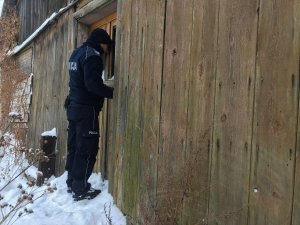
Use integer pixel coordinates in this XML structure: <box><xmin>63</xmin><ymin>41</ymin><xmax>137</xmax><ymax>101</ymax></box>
<box><xmin>17</xmin><ymin>0</ymin><xmax>69</xmax><ymax>42</ymax></box>
<box><xmin>27</xmin><ymin>8</ymin><xmax>75</xmax><ymax>174</ymax></box>
<box><xmin>112</xmin><ymin>0</ymin><xmax>300</xmax><ymax>224</ymax></box>
<box><xmin>15</xmin><ymin>0</ymin><xmax>300</xmax><ymax>223</ymax></box>
<box><xmin>22</xmin><ymin>0</ymin><xmax>116</xmax><ymax>176</ymax></box>
<box><xmin>249</xmin><ymin>1</ymin><xmax>300</xmax><ymax>224</ymax></box>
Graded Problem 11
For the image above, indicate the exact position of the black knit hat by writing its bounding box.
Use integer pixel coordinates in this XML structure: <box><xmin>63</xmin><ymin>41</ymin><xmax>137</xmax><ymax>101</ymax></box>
<box><xmin>87</xmin><ymin>28</ymin><xmax>113</xmax><ymax>46</ymax></box>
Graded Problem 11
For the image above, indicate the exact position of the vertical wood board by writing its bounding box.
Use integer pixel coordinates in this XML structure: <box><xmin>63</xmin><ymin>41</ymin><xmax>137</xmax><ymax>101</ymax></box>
<box><xmin>137</xmin><ymin>0</ymin><xmax>165</xmax><ymax>224</ymax></box>
<box><xmin>120</xmin><ymin>0</ymin><xmax>144</xmax><ymax>219</ymax></box>
<box><xmin>292</xmin><ymin>0</ymin><xmax>300</xmax><ymax>224</ymax></box>
<box><xmin>18</xmin><ymin>0</ymin><xmax>69</xmax><ymax>42</ymax></box>
<box><xmin>181</xmin><ymin>0</ymin><xmax>219</xmax><ymax>224</ymax></box>
<box><xmin>111</xmin><ymin>0</ymin><xmax>132</xmax><ymax>211</ymax></box>
<box><xmin>249</xmin><ymin>0</ymin><xmax>300</xmax><ymax>224</ymax></box>
<box><xmin>28</xmin><ymin>9</ymin><xmax>74</xmax><ymax>174</ymax></box>
<box><xmin>209</xmin><ymin>0</ymin><xmax>259</xmax><ymax>224</ymax></box>
<box><xmin>157</xmin><ymin>0</ymin><xmax>193</xmax><ymax>224</ymax></box>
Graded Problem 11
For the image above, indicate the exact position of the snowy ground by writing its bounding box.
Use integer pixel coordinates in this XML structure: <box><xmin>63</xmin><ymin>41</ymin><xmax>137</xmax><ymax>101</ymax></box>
<box><xmin>0</xmin><ymin>0</ymin><xmax>3</xmax><ymax>17</ymax></box>
<box><xmin>0</xmin><ymin>135</ymin><xmax>126</xmax><ymax>225</ymax></box>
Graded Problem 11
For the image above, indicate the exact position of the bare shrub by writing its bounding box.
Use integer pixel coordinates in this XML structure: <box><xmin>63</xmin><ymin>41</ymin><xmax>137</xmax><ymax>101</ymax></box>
<box><xmin>0</xmin><ymin>8</ymin><xmax>27</xmax><ymax>133</ymax></box>
<box><xmin>0</xmin><ymin>58</ymin><xmax>27</xmax><ymax>129</ymax></box>
<box><xmin>0</xmin><ymin>8</ymin><xmax>18</xmax><ymax>60</ymax></box>
<box><xmin>0</xmin><ymin>132</ymin><xmax>56</xmax><ymax>225</ymax></box>
<box><xmin>0</xmin><ymin>8</ymin><xmax>56</xmax><ymax>225</ymax></box>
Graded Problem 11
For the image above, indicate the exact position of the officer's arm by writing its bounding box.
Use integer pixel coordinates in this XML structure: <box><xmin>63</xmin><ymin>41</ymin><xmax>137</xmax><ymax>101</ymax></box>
<box><xmin>83</xmin><ymin>56</ymin><xmax>114</xmax><ymax>99</ymax></box>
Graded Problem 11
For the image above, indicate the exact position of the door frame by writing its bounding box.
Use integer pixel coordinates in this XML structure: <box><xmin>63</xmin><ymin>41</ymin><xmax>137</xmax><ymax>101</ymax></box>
<box><xmin>89</xmin><ymin>12</ymin><xmax>117</xmax><ymax>179</ymax></box>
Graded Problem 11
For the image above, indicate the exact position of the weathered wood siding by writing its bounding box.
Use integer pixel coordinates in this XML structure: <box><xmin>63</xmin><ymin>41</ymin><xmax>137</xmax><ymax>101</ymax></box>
<box><xmin>17</xmin><ymin>0</ymin><xmax>300</xmax><ymax>223</ymax></box>
<box><xmin>249</xmin><ymin>1</ymin><xmax>300</xmax><ymax>225</ymax></box>
<box><xmin>17</xmin><ymin>0</ymin><xmax>69</xmax><ymax>42</ymax></box>
<box><xmin>27</xmin><ymin>9</ymin><xmax>74</xmax><ymax>174</ymax></box>
<box><xmin>111</xmin><ymin>0</ymin><xmax>300</xmax><ymax>224</ymax></box>
<box><xmin>77</xmin><ymin>0</ymin><xmax>94</xmax><ymax>8</ymax></box>
<box><xmin>209</xmin><ymin>0</ymin><xmax>258</xmax><ymax>224</ymax></box>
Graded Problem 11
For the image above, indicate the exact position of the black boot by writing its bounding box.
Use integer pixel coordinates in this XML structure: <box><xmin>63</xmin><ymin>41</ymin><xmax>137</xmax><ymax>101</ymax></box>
<box><xmin>73</xmin><ymin>188</ymin><xmax>101</xmax><ymax>201</ymax></box>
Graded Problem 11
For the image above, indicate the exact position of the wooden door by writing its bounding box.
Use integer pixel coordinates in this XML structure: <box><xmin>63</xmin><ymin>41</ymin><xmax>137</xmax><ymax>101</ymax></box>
<box><xmin>90</xmin><ymin>13</ymin><xmax>116</xmax><ymax>179</ymax></box>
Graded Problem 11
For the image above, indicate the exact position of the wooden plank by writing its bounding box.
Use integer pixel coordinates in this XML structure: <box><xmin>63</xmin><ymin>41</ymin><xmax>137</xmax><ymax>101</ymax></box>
<box><xmin>88</xmin><ymin>15</ymin><xmax>117</xmax><ymax>177</ymax></box>
<box><xmin>249</xmin><ymin>0</ymin><xmax>300</xmax><ymax>224</ymax></box>
<box><xmin>137</xmin><ymin>0</ymin><xmax>165</xmax><ymax>224</ymax></box>
<box><xmin>59</xmin><ymin>11</ymin><xmax>75</xmax><ymax>174</ymax></box>
<box><xmin>52</xmin><ymin>16</ymin><xmax>65</xmax><ymax>174</ymax></box>
<box><xmin>27</xmin><ymin>44</ymin><xmax>41</xmax><ymax>150</ymax></box>
<box><xmin>156</xmin><ymin>0</ymin><xmax>193</xmax><ymax>224</ymax></box>
<box><xmin>110</xmin><ymin>0</ymin><xmax>131</xmax><ymax>210</ymax></box>
<box><xmin>74</xmin><ymin>0</ymin><xmax>116</xmax><ymax>24</ymax></box>
<box><xmin>119</xmin><ymin>0</ymin><xmax>144</xmax><ymax>220</ymax></box>
<box><xmin>28</xmin><ymin>38</ymin><xmax>45</xmax><ymax>151</ymax></box>
<box><xmin>57</xmin><ymin>10</ymin><xmax>75</xmax><ymax>174</ymax></box>
<box><xmin>16</xmin><ymin>47</ymin><xmax>33</xmax><ymax>75</ymax></box>
<box><xmin>99</xmin><ymin>95</ymin><xmax>108</xmax><ymax>176</ymax></box>
<box><xmin>89</xmin><ymin>12</ymin><xmax>117</xmax><ymax>31</ymax></box>
<box><xmin>208</xmin><ymin>0</ymin><xmax>258</xmax><ymax>224</ymax></box>
<box><xmin>27</xmin><ymin>9</ymin><xmax>74</xmax><ymax>175</ymax></box>
<box><xmin>75</xmin><ymin>0</ymin><xmax>114</xmax><ymax>16</ymax></box>
<box><xmin>106</xmin><ymin>20</ymin><xmax>117</xmax><ymax>181</ymax></box>
<box><xmin>108</xmin><ymin>0</ymin><xmax>123</xmax><ymax>201</ymax></box>
<box><xmin>18</xmin><ymin>0</ymin><xmax>69</xmax><ymax>42</ymax></box>
<box><xmin>180</xmin><ymin>0</ymin><xmax>219</xmax><ymax>224</ymax></box>
<box><xmin>76</xmin><ymin>23</ymin><xmax>89</xmax><ymax>47</ymax></box>
<box><xmin>78</xmin><ymin>0</ymin><xmax>94</xmax><ymax>9</ymax></box>
<box><xmin>292</xmin><ymin>0</ymin><xmax>300</xmax><ymax>224</ymax></box>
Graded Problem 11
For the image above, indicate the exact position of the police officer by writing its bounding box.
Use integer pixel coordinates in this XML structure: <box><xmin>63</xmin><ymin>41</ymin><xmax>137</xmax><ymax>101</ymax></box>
<box><xmin>65</xmin><ymin>28</ymin><xmax>114</xmax><ymax>201</ymax></box>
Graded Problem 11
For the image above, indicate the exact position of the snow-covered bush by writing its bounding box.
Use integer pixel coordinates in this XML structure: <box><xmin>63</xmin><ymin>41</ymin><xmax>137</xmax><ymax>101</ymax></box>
<box><xmin>0</xmin><ymin>133</ymin><xmax>56</xmax><ymax>225</ymax></box>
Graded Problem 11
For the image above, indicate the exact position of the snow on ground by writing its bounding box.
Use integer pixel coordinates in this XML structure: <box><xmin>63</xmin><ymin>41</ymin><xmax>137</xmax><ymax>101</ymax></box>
<box><xmin>13</xmin><ymin>173</ymin><xmax>126</xmax><ymax>225</ymax></box>
<box><xmin>0</xmin><ymin>134</ymin><xmax>126</xmax><ymax>225</ymax></box>
<box><xmin>0</xmin><ymin>0</ymin><xmax>3</xmax><ymax>17</ymax></box>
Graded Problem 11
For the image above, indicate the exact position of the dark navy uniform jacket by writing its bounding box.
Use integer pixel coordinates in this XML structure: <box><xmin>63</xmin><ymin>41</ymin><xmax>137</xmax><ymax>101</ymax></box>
<box><xmin>68</xmin><ymin>41</ymin><xmax>113</xmax><ymax>112</ymax></box>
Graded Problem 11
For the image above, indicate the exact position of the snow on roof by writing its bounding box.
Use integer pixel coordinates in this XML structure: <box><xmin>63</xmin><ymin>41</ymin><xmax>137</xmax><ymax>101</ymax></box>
<box><xmin>10</xmin><ymin>0</ymin><xmax>79</xmax><ymax>55</ymax></box>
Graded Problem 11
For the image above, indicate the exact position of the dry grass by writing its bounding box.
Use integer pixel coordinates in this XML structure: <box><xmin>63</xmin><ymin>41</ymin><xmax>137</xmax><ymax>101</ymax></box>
<box><xmin>0</xmin><ymin>9</ymin><xmax>18</xmax><ymax>61</ymax></box>
<box><xmin>0</xmin><ymin>7</ymin><xmax>59</xmax><ymax>225</ymax></box>
<box><xmin>0</xmin><ymin>8</ymin><xmax>27</xmax><ymax>136</ymax></box>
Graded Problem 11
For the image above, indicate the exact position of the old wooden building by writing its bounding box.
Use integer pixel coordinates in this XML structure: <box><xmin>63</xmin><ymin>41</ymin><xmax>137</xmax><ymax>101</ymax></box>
<box><xmin>3</xmin><ymin>0</ymin><xmax>300</xmax><ymax>224</ymax></box>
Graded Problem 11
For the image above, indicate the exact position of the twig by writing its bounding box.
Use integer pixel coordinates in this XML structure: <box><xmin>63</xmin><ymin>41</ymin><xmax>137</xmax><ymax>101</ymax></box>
<box><xmin>0</xmin><ymin>163</ymin><xmax>32</xmax><ymax>192</ymax></box>
<box><xmin>2</xmin><ymin>189</ymin><xmax>49</xmax><ymax>225</ymax></box>
<box><xmin>0</xmin><ymin>120</ymin><xmax>14</xmax><ymax>139</ymax></box>
<box><xmin>0</xmin><ymin>207</ymin><xmax>4</xmax><ymax>219</ymax></box>
<box><xmin>9</xmin><ymin>212</ymin><xmax>27</xmax><ymax>225</ymax></box>
<box><xmin>0</xmin><ymin>199</ymin><xmax>22</xmax><ymax>224</ymax></box>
